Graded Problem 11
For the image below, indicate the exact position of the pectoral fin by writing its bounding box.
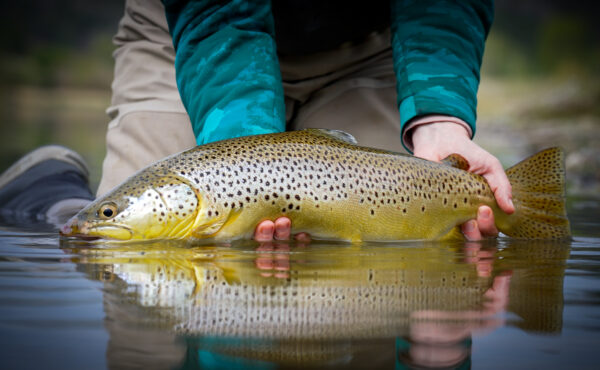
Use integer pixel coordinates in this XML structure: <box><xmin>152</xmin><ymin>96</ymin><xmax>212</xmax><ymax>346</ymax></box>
<box><xmin>191</xmin><ymin>207</ymin><xmax>243</xmax><ymax>239</ymax></box>
<box><xmin>191</xmin><ymin>214</ymin><xmax>227</xmax><ymax>239</ymax></box>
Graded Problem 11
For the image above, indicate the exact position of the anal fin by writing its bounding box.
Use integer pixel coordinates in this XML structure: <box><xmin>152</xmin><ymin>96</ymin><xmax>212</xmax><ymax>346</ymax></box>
<box><xmin>439</xmin><ymin>226</ymin><xmax>465</xmax><ymax>241</ymax></box>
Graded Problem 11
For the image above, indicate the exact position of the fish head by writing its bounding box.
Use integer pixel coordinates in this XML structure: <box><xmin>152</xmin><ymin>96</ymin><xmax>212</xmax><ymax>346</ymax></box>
<box><xmin>61</xmin><ymin>173</ymin><xmax>201</xmax><ymax>241</ymax></box>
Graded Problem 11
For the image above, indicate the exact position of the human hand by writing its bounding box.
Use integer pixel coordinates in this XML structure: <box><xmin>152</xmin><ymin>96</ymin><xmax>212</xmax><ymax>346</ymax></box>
<box><xmin>463</xmin><ymin>241</ymin><xmax>497</xmax><ymax>278</ymax></box>
<box><xmin>254</xmin><ymin>217</ymin><xmax>310</xmax><ymax>242</ymax></box>
<box><xmin>405</xmin><ymin>270</ymin><xmax>511</xmax><ymax>368</ymax></box>
<box><xmin>255</xmin><ymin>242</ymin><xmax>291</xmax><ymax>279</ymax></box>
<box><xmin>254</xmin><ymin>235</ymin><xmax>311</xmax><ymax>279</ymax></box>
<box><xmin>411</xmin><ymin>121</ymin><xmax>514</xmax><ymax>240</ymax></box>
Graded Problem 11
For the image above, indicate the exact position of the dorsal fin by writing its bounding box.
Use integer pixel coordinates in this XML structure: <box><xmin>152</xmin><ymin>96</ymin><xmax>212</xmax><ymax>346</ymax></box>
<box><xmin>441</xmin><ymin>154</ymin><xmax>469</xmax><ymax>170</ymax></box>
<box><xmin>307</xmin><ymin>128</ymin><xmax>358</xmax><ymax>144</ymax></box>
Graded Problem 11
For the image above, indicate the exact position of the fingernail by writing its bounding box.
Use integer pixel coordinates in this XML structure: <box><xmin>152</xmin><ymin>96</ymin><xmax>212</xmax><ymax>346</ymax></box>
<box><xmin>508</xmin><ymin>198</ymin><xmax>514</xmax><ymax>209</ymax></box>
<box><xmin>478</xmin><ymin>207</ymin><xmax>491</xmax><ymax>219</ymax></box>
<box><xmin>262</xmin><ymin>224</ymin><xmax>274</xmax><ymax>236</ymax></box>
<box><xmin>464</xmin><ymin>220</ymin><xmax>476</xmax><ymax>232</ymax></box>
<box><xmin>275</xmin><ymin>224</ymin><xmax>286</xmax><ymax>235</ymax></box>
<box><xmin>278</xmin><ymin>218</ymin><xmax>290</xmax><ymax>229</ymax></box>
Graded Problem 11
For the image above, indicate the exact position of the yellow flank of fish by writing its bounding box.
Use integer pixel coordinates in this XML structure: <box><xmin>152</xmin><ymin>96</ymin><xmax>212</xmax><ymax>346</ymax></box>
<box><xmin>61</xmin><ymin>129</ymin><xmax>570</xmax><ymax>241</ymax></box>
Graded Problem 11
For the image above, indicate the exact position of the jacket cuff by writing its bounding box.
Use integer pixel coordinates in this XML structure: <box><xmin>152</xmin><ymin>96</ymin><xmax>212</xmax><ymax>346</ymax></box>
<box><xmin>401</xmin><ymin>115</ymin><xmax>473</xmax><ymax>153</ymax></box>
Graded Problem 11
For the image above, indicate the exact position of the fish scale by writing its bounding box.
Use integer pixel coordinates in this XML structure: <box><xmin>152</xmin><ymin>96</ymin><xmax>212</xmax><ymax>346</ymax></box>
<box><xmin>62</xmin><ymin>129</ymin><xmax>570</xmax><ymax>241</ymax></box>
<box><xmin>158</xmin><ymin>130</ymin><xmax>488</xmax><ymax>241</ymax></box>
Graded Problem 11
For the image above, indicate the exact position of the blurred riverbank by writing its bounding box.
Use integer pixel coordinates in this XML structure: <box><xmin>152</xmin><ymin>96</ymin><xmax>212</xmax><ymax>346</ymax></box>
<box><xmin>476</xmin><ymin>76</ymin><xmax>600</xmax><ymax>196</ymax></box>
<box><xmin>0</xmin><ymin>85</ymin><xmax>109</xmax><ymax>189</ymax></box>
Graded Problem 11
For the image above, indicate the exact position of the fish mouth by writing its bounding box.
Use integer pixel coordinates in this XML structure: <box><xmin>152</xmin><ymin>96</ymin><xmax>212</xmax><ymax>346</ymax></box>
<box><xmin>60</xmin><ymin>221</ymin><xmax>133</xmax><ymax>241</ymax></box>
<box><xmin>86</xmin><ymin>225</ymin><xmax>134</xmax><ymax>241</ymax></box>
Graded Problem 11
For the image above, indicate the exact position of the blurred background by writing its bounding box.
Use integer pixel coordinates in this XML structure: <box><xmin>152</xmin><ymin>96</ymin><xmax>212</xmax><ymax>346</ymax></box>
<box><xmin>0</xmin><ymin>0</ymin><xmax>598</xmax><ymax>194</ymax></box>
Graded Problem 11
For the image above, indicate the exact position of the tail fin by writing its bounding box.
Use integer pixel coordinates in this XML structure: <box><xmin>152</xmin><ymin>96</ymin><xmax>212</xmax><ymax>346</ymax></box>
<box><xmin>497</xmin><ymin>147</ymin><xmax>571</xmax><ymax>239</ymax></box>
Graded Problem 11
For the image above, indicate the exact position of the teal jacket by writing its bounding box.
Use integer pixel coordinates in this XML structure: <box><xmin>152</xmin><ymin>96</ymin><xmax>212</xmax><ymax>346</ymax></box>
<box><xmin>163</xmin><ymin>0</ymin><xmax>493</xmax><ymax>147</ymax></box>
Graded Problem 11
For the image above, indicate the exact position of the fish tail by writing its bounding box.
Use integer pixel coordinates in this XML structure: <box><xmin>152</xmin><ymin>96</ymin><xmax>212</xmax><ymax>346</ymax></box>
<box><xmin>496</xmin><ymin>147</ymin><xmax>571</xmax><ymax>239</ymax></box>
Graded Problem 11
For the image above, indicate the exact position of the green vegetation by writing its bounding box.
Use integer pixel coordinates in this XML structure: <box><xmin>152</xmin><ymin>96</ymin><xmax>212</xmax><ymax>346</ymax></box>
<box><xmin>0</xmin><ymin>35</ymin><xmax>114</xmax><ymax>88</ymax></box>
<box><xmin>483</xmin><ymin>15</ymin><xmax>600</xmax><ymax>78</ymax></box>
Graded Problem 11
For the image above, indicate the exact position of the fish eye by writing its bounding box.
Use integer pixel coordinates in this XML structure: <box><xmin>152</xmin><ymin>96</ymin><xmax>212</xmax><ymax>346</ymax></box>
<box><xmin>98</xmin><ymin>203</ymin><xmax>118</xmax><ymax>220</ymax></box>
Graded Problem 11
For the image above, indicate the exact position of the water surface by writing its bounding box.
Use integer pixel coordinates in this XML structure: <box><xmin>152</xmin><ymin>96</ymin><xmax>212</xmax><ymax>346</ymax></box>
<box><xmin>0</xmin><ymin>198</ymin><xmax>598</xmax><ymax>369</ymax></box>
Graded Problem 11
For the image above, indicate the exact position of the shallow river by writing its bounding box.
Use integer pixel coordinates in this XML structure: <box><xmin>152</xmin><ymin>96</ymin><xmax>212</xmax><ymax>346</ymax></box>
<box><xmin>0</xmin><ymin>197</ymin><xmax>598</xmax><ymax>370</ymax></box>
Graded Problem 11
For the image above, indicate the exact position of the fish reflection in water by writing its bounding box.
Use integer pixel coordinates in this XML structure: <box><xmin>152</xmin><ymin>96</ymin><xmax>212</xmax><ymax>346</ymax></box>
<box><xmin>62</xmin><ymin>239</ymin><xmax>570</xmax><ymax>369</ymax></box>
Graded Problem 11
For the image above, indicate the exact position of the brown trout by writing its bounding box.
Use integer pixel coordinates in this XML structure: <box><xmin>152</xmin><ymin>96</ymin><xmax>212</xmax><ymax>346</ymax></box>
<box><xmin>72</xmin><ymin>241</ymin><xmax>567</xmax><ymax>341</ymax></box>
<box><xmin>60</xmin><ymin>129</ymin><xmax>570</xmax><ymax>241</ymax></box>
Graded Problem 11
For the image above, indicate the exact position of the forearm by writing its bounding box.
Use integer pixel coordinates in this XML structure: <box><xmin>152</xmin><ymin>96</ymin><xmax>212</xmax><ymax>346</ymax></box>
<box><xmin>163</xmin><ymin>0</ymin><xmax>285</xmax><ymax>144</ymax></box>
<box><xmin>390</xmin><ymin>0</ymin><xmax>494</xmax><ymax>150</ymax></box>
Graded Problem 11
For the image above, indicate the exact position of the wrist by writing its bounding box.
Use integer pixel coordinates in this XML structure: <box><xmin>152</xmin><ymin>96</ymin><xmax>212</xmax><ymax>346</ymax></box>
<box><xmin>407</xmin><ymin>119</ymin><xmax>471</xmax><ymax>152</ymax></box>
<box><xmin>410</xmin><ymin>121</ymin><xmax>472</xmax><ymax>161</ymax></box>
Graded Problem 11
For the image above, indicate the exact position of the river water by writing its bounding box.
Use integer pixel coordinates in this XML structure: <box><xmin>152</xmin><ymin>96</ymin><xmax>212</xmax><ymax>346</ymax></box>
<box><xmin>0</xmin><ymin>197</ymin><xmax>598</xmax><ymax>370</ymax></box>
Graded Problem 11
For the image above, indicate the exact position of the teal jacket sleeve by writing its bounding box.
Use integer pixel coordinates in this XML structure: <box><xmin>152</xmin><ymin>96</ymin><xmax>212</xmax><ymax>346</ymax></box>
<box><xmin>391</xmin><ymin>0</ymin><xmax>494</xmax><ymax>141</ymax></box>
<box><xmin>162</xmin><ymin>0</ymin><xmax>285</xmax><ymax>145</ymax></box>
